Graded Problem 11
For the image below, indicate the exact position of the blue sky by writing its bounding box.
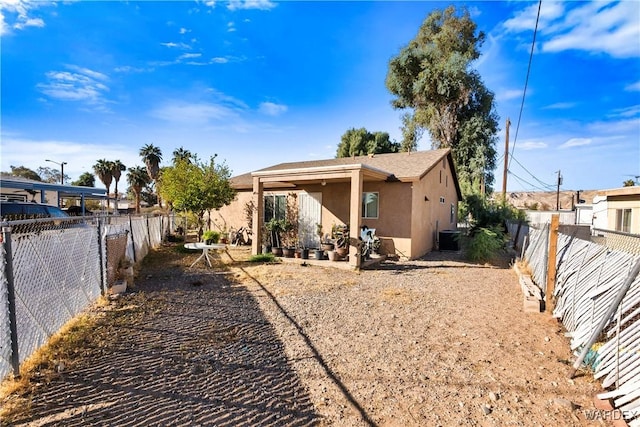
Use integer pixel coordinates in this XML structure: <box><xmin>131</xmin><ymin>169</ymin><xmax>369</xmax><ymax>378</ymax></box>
<box><xmin>1</xmin><ymin>0</ymin><xmax>639</xmax><ymax>193</ymax></box>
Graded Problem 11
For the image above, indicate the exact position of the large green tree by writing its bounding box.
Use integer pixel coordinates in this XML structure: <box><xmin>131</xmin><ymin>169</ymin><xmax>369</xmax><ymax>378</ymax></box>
<box><xmin>159</xmin><ymin>156</ymin><xmax>235</xmax><ymax>237</ymax></box>
<box><xmin>37</xmin><ymin>166</ymin><xmax>70</xmax><ymax>184</ymax></box>
<box><xmin>140</xmin><ymin>143</ymin><xmax>163</xmax><ymax>207</ymax></box>
<box><xmin>336</xmin><ymin>128</ymin><xmax>400</xmax><ymax>158</ymax></box>
<box><xmin>72</xmin><ymin>172</ymin><xmax>95</xmax><ymax>187</ymax></box>
<box><xmin>6</xmin><ymin>165</ymin><xmax>41</xmax><ymax>181</ymax></box>
<box><xmin>385</xmin><ymin>5</ymin><xmax>498</xmax><ymax>195</ymax></box>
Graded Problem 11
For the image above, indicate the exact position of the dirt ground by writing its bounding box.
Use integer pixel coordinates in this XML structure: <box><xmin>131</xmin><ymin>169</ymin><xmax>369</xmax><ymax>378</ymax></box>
<box><xmin>1</xmin><ymin>244</ymin><xmax>609</xmax><ymax>426</ymax></box>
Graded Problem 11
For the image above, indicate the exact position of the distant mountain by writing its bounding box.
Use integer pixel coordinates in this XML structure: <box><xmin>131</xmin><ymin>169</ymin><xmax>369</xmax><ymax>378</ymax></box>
<box><xmin>503</xmin><ymin>190</ymin><xmax>601</xmax><ymax>211</ymax></box>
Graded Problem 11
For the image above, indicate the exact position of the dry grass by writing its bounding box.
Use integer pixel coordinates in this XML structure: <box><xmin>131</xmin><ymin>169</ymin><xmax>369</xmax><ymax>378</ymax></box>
<box><xmin>0</xmin><ymin>298</ymin><xmax>110</xmax><ymax>423</ymax></box>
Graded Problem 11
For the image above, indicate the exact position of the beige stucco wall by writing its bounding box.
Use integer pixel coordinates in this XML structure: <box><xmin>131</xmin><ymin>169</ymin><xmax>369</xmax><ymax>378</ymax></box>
<box><xmin>606</xmin><ymin>196</ymin><xmax>640</xmax><ymax>234</ymax></box>
<box><xmin>217</xmin><ymin>157</ymin><xmax>459</xmax><ymax>259</ymax></box>
<box><xmin>211</xmin><ymin>191</ymin><xmax>254</xmax><ymax>234</ymax></box>
<box><xmin>411</xmin><ymin>158</ymin><xmax>459</xmax><ymax>258</ymax></box>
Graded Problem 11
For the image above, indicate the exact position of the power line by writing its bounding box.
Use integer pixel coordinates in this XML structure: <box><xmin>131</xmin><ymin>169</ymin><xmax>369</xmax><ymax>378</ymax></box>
<box><xmin>508</xmin><ymin>0</ymin><xmax>542</xmax><ymax>171</ymax></box>
<box><xmin>508</xmin><ymin>170</ymin><xmax>551</xmax><ymax>192</ymax></box>
<box><xmin>509</xmin><ymin>154</ymin><xmax>555</xmax><ymax>189</ymax></box>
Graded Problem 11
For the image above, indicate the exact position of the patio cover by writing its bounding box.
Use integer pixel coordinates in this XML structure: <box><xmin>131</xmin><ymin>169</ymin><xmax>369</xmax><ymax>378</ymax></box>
<box><xmin>251</xmin><ymin>163</ymin><xmax>390</xmax><ymax>269</ymax></box>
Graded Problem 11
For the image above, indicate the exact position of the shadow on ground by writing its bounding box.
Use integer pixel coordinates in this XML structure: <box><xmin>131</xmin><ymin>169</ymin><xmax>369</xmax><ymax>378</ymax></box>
<box><xmin>9</xmin><ymin>245</ymin><xmax>318</xmax><ymax>426</ymax></box>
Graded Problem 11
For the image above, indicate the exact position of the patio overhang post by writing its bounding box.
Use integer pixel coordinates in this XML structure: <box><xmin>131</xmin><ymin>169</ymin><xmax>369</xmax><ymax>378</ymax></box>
<box><xmin>349</xmin><ymin>168</ymin><xmax>363</xmax><ymax>269</ymax></box>
<box><xmin>252</xmin><ymin>176</ymin><xmax>264</xmax><ymax>256</ymax></box>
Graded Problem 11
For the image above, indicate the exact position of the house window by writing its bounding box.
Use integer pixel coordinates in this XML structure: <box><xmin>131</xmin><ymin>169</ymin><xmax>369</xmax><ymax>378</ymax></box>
<box><xmin>362</xmin><ymin>192</ymin><xmax>379</xmax><ymax>219</ymax></box>
<box><xmin>440</xmin><ymin>196</ymin><xmax>445</xmax><ymax>204</ymax></box>
<box><xmin>446</xmin><ymin>175</ymin><xmax>448</xmax><ymax>187</ymax></box>
<box><xmin>439</xmin><ymin>170</ymin><xmax>442</xmax><ymax>183</ymax></box>
<box><xmin>264</xmin><ymin>194</ymin><xmax>287</xmax><ymax>222</ymax></box>
<box><xmin>450</xmin><ymin>203</ymin><xmax>455</xmax><ymax>224</ymax></box>
<box><xmin>616</xmin><ymin>209</ymin><xmax>632</xmax><ymax>233</ymax></box>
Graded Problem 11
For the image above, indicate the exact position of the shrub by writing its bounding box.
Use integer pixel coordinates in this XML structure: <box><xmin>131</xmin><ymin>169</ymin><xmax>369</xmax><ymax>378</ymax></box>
<box><xmin>248</xmin><ymin>253</ymin><xmax>278</xmax><ymax>263</ymax></box>
<box><xmin>202</xmin><ymin>230</ymin><xmax>221</xmax><ymax>243</ymax></box>
<box><xmin>462</xmin><ymin>226</ymin><xmax>507</xmax><ymax>262</ymax></box>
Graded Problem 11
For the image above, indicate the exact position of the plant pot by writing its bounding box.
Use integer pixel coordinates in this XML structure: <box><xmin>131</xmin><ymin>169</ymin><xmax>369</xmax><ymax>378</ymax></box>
<box><xmin>262</xmin><ymin>245</ymin><xmax>272</xmax><ymax>254</ymax></box>
<box><xmin>321</xmin><ymin>243</ymin><xmax>335</xmax><ymax>252</ymax></box>
<box><xmin>314</xmin><ymin>249</ymin><xmax>324</xmax><ymax>260</ymax></box>
<box><xmin>272</xmin><ymin>247</ymin><xmax>283</xmax><ymax>257</ymax></box>
<box><xmin>301</xmin><ymin>248</ymin><xmax>309</xmax><ymax>259</ymax></box>
<box><xmin>335</xmin><ymin>247</ymin><xmax>348</xmax><ymax>258</ymax></box>
<box><xmin>110</xmin><ymin>280</ymin><xmax>127</xmax><ymax>295</ymax></box>
<box><xmin>327</xmin><ymin>250</ymin><xmax>337</xmax><ymax>261</ymax></box>
<box><xmin>282</xmin><ymin>247</ymin><xmax>295</xmax><ymax>258</ymax></box>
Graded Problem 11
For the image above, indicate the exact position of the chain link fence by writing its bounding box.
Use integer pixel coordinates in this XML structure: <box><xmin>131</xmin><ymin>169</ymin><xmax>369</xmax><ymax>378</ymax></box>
<box><xmin>0</xmin><ymin>213</ymin><xmax>169</xmax><ymax>381</ymax></box>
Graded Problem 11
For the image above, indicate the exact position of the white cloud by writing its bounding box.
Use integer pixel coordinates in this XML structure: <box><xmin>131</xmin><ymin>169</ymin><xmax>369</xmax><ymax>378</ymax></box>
<box><xmin>114</xmin><ymin>65</ymin><xmax>151</xmax><ymax>73</ymax></box>
<box><xmin>496</xmin><ymin>89</ymin><xmax>523</xmax><ymax>102</ymax></box>
<box><xmin>518</xmin><ymin>141</ymin><xmax>547</xmax><ymax>150</ymax></box>
<box><xmin>211</xmin><ymin>57</ymin><xmax>229</xmax><ymax>64</ymax></box>
<box><xmin>150</xmin><ymin>101</ymin><xmax>240</xmax><ymax>124</ymax></box>
<box><xmin>259</xmin><ymin>102</ymin><xmax>287</xmax><ymax>116</ymax></box>
<box><xmin>160</xmin><ymin>41</ymin><xmax>192</xmax><ymax>49</ymax></box>
<box><xmin>0</xmin><ymin>135</ymin><xmax>140</xmax><ymax>184</ymax></box>
<box><xmin>560</xmin><ymin>138</ymin><xmax>592</xmax><ymax>148</ymax></box>
<box><xmin>543</xmin><ymin>102</ymin><xmax>575</xmax><ymax>110</ymax></box>
<box><xmin>227</xmin><ymin>0</ymin><xmax>276</xmax><ymax>11</ymax></box>
<box><xmin>505</xmin><ymin>1</ymin><xmax>640</xmax><ymax>58</ymax></box>
<box><xmin>0</xmin><ymin>0</ymin><xmax>49</xmax><ymax>35</ymax></box>
<box><xmin>178</xmin><ymin>52</ymin><xmax>202</xmax><ymax>60</ymax></box>
<box><xmin>503</xmin><ymin>1</ymin><xmax>565</xmax><ymax>33</ymax></box>
<box><xmin>625</xmin><ymin>81</ymin><xmax>640</xmax><ymax>92</ymax></box>
<box><xmin>227</xmin><ymin>21</ymin><xmax>236</xmax><ymax>32</ymax></box>
<box><xmin>37</xmin><ymin>65</ymin><xmax>111</xmax><ymax>110</ymax></box>
<box><xmin>179</xmin><ymin>27</ymin><xmax>190</xmax><ymax>34</ymax></box>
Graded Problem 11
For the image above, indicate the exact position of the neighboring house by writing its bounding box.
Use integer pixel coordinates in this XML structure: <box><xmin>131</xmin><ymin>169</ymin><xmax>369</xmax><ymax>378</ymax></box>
<box><xmin>214</xmin><ymin>149</ymin><xmax>462</xmax><ymax>268</ymax></box>
<box><xmin>0</xmin><ymin>175</ymin><xmax>106</xmax><ymax>211</ymax></box>
<box><xmin>595</xmin><ymin>186</ymin><xmax>640</xmax><ymax>234</ymax></box>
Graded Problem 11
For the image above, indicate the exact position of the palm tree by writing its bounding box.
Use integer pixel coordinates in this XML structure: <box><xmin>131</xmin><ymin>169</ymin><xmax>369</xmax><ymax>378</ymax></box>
<box><xmin>172</xmin><ymin>146</ymin><xmax>192</xmax><ymax>164</ymax></box>
<box><xmin>93</xmin><ymin>159</ymin><xmax>114</xmax><ymax>212</ymax></box>
<box><xmin>139</xmin><ymin>143</ymin><xmax>163</xmax><ymax>206</ymax></box>
<box><xmin>111</xmin><ymin>160</ymin><xmax>126</xmax><ymax>213</ymax></box>
<box><xmin>127</xmin><ymin>166</ymin><xmax>151</xmax><ymax>214</ymax></box>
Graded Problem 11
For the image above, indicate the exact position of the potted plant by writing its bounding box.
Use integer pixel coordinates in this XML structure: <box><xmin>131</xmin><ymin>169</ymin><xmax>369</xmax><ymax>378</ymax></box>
<box><xmin>261</xmin><ymin>225</ymin><xmax>272</xmax><ymax>253</ymax></box>
<box><xmin>266</xmin><ymin>218</ymin><xmax>285</xmax><ymax>256</ymax></box>
<box><xmin>334</xmin><ymin>224</ymin><xmax>349</xmax><ymax>259</ymax></box>
<box><xmin>202</xmin><ymin>229</ymin><xmax>220</xmax><ymax>245</ymax></box>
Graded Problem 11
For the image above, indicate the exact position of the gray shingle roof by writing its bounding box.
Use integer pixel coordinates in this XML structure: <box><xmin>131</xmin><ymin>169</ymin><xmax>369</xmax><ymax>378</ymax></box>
<box><xmin>231</xmin><ymin>149</ymin><xmax>452</xmax><ymax>189</ymax></box>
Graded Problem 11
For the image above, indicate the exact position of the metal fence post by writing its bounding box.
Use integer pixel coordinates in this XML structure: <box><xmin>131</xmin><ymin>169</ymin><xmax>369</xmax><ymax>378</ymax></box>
<box><xmin>2</xmin><ymin>226</ymin><xmax>21</xmax><ymax>377</ymax></box>
<box><xmin>96</xmin><ymin>217</ymin><xmax>107</xmax><ymax>295</ymax></box>
<box><xmin>129</xmin><ymin>214</ymin><xmax>137</xmax><ymax>263</ymax></box>
<box><xmin>146</xmin><ymin>215</ymin><xmax>152</xmax><ymax>248</ymax></box>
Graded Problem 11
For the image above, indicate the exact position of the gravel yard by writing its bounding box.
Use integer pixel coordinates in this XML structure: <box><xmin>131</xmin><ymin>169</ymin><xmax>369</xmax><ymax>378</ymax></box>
<box><xmin>2</xmin><ymin>244</ymin><xmax>605</xmax><ymax>426</ymax></box>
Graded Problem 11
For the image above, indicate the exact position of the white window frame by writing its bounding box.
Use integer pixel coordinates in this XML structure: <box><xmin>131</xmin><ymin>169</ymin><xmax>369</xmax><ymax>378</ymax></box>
<box><xmin>362</xmin><ymin>192</ymin><xmax>379</xmax><ymax>219</ymax></box>
<box><xmin>617</xmin><ymin>208</ymin><xmax>632</xmax><ymax>233</ymax></box>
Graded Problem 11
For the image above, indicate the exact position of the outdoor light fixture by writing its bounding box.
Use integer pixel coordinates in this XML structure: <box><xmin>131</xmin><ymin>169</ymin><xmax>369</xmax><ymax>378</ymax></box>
<box><xmin>321</xmin><ymin>180</ymin><xmax>327</xmax><ymax>186</ymax></box>
<box><xmin>45</xmin><ymin>159</ymin><xmax>68</xmax><ymax>185</ymax></box>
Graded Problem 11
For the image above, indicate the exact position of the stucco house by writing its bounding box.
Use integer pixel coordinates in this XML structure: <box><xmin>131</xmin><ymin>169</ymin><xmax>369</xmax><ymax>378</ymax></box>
<box><xmin>213</xmin><ymin>149</ymin><xmax>462</xmax><ymax>268</ymax></box>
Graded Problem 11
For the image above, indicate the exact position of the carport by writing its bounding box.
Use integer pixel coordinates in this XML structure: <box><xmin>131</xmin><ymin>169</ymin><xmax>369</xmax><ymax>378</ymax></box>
<box><xmin>0</xmin><ymin>175</ymin><xmax>107</xmax><ymax>214</ymax></box>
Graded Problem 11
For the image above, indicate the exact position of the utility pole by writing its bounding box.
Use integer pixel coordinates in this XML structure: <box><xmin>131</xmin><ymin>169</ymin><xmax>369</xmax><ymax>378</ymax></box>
<box><xmin>555</xmin><ymin>170</ymin><xmax>562</xmax><ymax>211</ymax></box>
<box><xmin>502</xmin><ymin>118</ymin><xmax>511</xmax><ymax>201</ymax></box>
